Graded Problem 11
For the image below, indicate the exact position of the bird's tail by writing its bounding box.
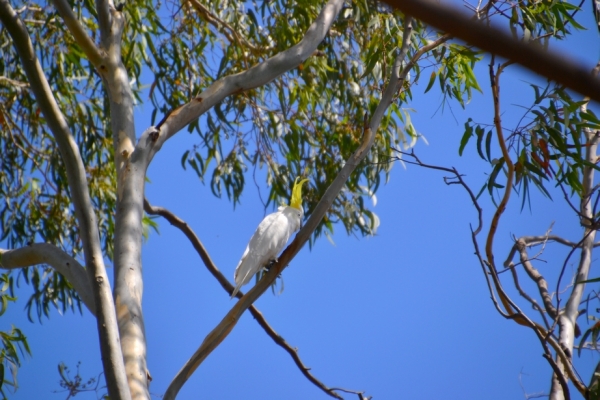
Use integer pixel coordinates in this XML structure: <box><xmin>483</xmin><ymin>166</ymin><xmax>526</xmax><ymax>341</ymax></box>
<box><xmin>230</xmin><ymin>283</ymin><xmax>243</xmax><ymax>299</ymax></box>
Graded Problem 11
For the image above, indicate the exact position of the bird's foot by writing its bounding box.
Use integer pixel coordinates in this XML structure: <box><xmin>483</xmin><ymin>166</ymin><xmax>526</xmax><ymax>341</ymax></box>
<box><xmin>265</xmin><ymin>259</ymin><xmax>278</xmax><ymax>270</ymax></box>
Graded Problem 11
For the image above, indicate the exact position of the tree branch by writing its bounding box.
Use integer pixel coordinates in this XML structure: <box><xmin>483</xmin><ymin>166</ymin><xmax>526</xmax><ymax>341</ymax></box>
<box><xmin>94</xmin><ymin>0</ymin><xmax>112</xmax><ymax>45</ymax></box>
<box><xmin>187</xmin><ymin>0</ymin><xmax>259</xmax><ymax>53</ymax></box>
<box><xmin>0</xmin><ymin>75</ymin><xmax>29</xmax><ymax>87</ymax></box>
<box><xmin>0</xmin><ymin>244</ymin><xmax>95</xmax><ymax>315</ymax></box>
<box><xmin>514</xmin><ymin>238</ymin><xmax>558</xmax><ymax>320</ymax></box>
<box><xmin>383</xmin><ymin>0</ymin><xmax>600</xmax><ymax>102</ymax></box>
<box><xmin>162</xmin><ymin>13</ymin><xmax>416</xmax><ymax>399</ymax></box>
<box><xmin>50</xmin><ymin>0</ymin><xmax>104</xmax><ymax>67</ymax></box>
<box><xmin>150</xmin><ymin>0</ymin><xmax>346</xmax><ymax>155</ymax></box>
<box><xmin>143</xmin><ymin>199</ymin><xmax>346</xmax><ymax>399</ymax></box>
<box><xmin>0</xmin><ymin>2</ymin><xmax>130</xmax><ymax>399</ymax></box>
<box><xmin>507</xmin><ymin>264</ymin><xmax>551</xmax><ymax>330</ymax></box>
<box><xmin>551</xmin><ymin>76</ymin><xmax>600</xmax><ymax>399</ymax></box>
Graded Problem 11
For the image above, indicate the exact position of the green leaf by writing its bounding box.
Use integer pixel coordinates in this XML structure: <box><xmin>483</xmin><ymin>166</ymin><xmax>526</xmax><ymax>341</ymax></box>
<box><xmin>425</xmin><ymin>71</ymin><xmax>436</xmax><ymax>93</ymax></box>
<box><xmin>180</xmin><ymin>150</ymin><xmax>190</xmax><ymax>170</ymax></box>
<box><xmin>459</xmin><ymin>119</ymin><xmax>474</xmax><ymax>156</ymax></box>
<box><xmin>485</xmin><ymin>130</ymin><xmax>492</xmax><ymax>161</ymax></box>
<box><xmin>487</xmin><ymin>158</ymin><xmax>506</xmax><ymax>196</ymax></box>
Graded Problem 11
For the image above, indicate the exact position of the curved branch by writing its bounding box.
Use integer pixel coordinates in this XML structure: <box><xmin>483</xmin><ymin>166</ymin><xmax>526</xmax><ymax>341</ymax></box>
<box><xmin>0</xmin><ymin>244</ymin><xmax>95</xmax><ymax>315</ymax></box>
<box><xmin>508</xmin><ymin>264</ymin><xmax>551</xmax><ymax>330</ymax></box>
<box><xmin>485</xmin><ymin>59</ymin><xmax>514</xmax><ymax>273</ymax></box>
<box><xmin>50</xmin><ymin>0</ymin><xmax>104</xmax><ymax>67</ymax></box>
<box><xmin>0</xmin><ymin>3</ymin><xmax>130</xmax><ymax>399</ymax></box>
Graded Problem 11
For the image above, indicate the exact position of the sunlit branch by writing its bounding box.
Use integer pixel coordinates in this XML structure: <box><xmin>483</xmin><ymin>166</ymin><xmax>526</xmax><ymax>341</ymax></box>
<box><xmin>0</xmin><ymin>244</ymin><xmax>95</xmax><ymax>315</ymax></box>
<box><xmin>507</xmin><ymin>265</ymin><xmax>551</xmax><ymax>330</ymax></box>
<box><xmin>514</xmin><ymin>239</ymin><xmax>557</xmax><ymax>320</ymax></box>
<box><xmin>94</xmin><ymin>0</ymin><xmax>112</xmax><ymax>42</ymax></box>
<box><xmin>50</xmin><ymin>0</ymin><xmax>104</xmax><ymax>67</ymax></box>
<box><xmin>143</xmin><ymin>199</ymin><xmax>346</xmax><ymax>399</ymax></box>
<box><xmin>503</xmin><ymin>233</ymin><xmax>600</xmax><ymax>324</ymax></box>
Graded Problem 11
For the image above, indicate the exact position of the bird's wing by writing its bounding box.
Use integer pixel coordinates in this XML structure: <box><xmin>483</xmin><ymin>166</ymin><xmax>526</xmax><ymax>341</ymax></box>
<box><xmin>250</xmin><ymin>211</ymin><xmax>292</xmax><ymax>260</ymax></box>
<box><xmin>231</xmin><ymin>211</ymin><xmax>285</xmax><ymax>298</ymax></box>
<box><xmin>231</xmin><ymin>207</ymin><xmax>304</xmax><ymax>299</ymax></box>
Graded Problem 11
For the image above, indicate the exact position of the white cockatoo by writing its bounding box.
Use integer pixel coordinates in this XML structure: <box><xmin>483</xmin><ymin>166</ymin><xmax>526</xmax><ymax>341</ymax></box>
<box><xmin>231</xmin><ymin>177</ymin><xmax>309</xmax><ymax>298</ymax></box>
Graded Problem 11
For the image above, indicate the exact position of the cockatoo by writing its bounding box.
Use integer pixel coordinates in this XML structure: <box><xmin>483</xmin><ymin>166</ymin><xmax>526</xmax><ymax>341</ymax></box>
<box><xmin>231</xmin><ymin>177</ymin><xmax>308</xmax><ymax>298</ymax></box>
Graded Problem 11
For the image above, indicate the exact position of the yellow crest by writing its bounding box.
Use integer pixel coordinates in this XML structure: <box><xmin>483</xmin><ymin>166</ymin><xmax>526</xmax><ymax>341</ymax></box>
<box><xmin>290</xmin><ymin>177</ymin><xmax>308</xmax><ymax>210</ymax></box>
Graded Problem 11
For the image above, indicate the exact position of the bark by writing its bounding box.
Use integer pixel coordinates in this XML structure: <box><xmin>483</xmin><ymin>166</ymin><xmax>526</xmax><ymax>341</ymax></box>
<box><xmin>0</xmin><ymin>244</ymin><xmax>95</xmax><ymax>314</ymax></box>
<box><xmin>80</xmin><ymin>0</ymin><xmax>150</xmax><ymax>397</ymax></box>
<box><xmin>0</xmin><ymin>1</ymin><xmax>130</xmax><ymax>398</ymax></box>
<box><xmin>549</xmin><ymin>105</ymin><xmax>599</xmax><ymax>400</ymax></box>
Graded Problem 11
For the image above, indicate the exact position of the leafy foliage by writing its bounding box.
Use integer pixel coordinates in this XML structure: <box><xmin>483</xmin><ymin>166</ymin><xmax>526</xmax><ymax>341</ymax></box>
<box><xmin>2</xmin><ymin>0</ymin><xmax>597</xmax><ymax>395</ymax></box>
<box><xmin>0</xmin><ymin>273</ymin><xmax>30</xmax><ymax>397</ymax></box>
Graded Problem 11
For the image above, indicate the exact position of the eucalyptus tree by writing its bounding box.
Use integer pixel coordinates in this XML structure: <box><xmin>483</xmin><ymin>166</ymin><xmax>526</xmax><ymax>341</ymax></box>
<box><xmin>0</xmin><ymin>0</ymin><xmax>598</xmax><ymax>399</ymax></box>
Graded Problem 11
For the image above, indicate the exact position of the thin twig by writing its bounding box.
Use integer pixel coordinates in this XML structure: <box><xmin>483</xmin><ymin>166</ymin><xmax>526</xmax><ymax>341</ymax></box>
<box><xmin>187</xmin><ymin>0</ymin><xmax>259</xmax><ymax>53</ymax></box>
<box><xmin>0</xmin><ymin>75</ymin><xmax>29</xmax><ymax>87</ymax></box>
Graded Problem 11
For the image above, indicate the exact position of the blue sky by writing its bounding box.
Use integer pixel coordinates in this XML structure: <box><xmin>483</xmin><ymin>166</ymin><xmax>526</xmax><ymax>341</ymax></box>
<box><xmin>3</xmin><ymin>2</ymin><xmax>600</xmax><ymax>399</ymax></box>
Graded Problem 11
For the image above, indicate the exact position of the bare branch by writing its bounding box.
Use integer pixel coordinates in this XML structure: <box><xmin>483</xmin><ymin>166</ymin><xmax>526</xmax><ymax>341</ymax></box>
<box><xmin>384</xmin><ymin>0</ymin><xmax>600</xmax><ymax>102</ymax></box>
<box><xmin>95</xmin><ymin>0</ymin><xmax>112</xmax><ymax>44</ymax></box>
<box><xmin>0</xmin><ymin>2</ymin><xmax>130</xmax><ymax>399</ymax></box>
<box><xmin>50</xmin><ymin>0</ymin><xmax>104</xmax><ymax>67</ymax></box>
<box><xmin>329</xmin><ymin>387</ymin><xmax>372</xmax><ymax>400</ymax></box>
<box><xmin>485</xmin><ymin>59</ymin><xmax>513</xmax><ymax>273</ymax></box>
<box><xmin>0</xmin><ymin>244</ymin><xmax>95</xmax><ymax>315</ymax></box>
<box><xmin>391</xmin><ymin>149</ymin><xmax>483</xmax><ymax>235</ymax></box>
<box><xmin>507</xmin><ymin>264</ymin><xmax>551</xmax><ymax>330</ymax></box>
<box><xmin>508</xmin><ymin>235</ymin><xmax>600</xmax><ymax>250</ymax></box>
<box><xmin>515</xmin><ymin>239</ymin><xmax>558</xmax><ymax>319</ymax></box>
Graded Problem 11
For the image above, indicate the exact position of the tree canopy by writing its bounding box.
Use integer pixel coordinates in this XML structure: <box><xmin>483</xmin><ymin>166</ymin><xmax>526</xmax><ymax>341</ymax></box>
<box><xmin>1</xmin><ymin>0</ymin><xmax>600</xmax><ymax>398</ymax></box>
